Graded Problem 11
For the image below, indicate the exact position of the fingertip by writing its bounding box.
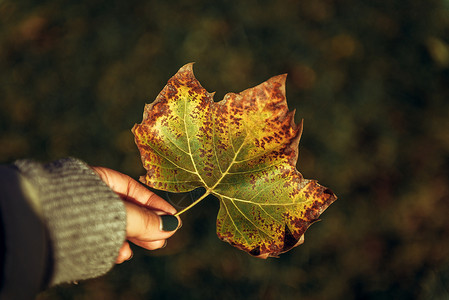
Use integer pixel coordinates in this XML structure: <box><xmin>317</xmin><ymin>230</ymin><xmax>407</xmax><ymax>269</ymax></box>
<box><xmin>143</xmin><ymin>192</ymin><xmax>178</xmax><ymax>215</ymax></box>
<box><xmin>126</xmin><ymin>251</ymin><xmax>134</xmax><ymax>261</ymax></box>
<box><xmin>130</xmin><ymin>239</ymin><xmax>167</xmax><ymax>251</ymax></box>
<box><xmin>116</xmin><ymin>242</ymin><xmax>133</xmax><ymax>264</ymax></box>
<box><xmin>125</xmin><ymin>202</ymin><xmax>181</xmax><ymax>241</ymax></box>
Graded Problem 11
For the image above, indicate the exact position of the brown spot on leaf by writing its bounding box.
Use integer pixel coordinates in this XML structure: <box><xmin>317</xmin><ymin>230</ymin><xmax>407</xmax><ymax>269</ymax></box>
<box><xmin>282</xmin><ymin>225</ymin><xmax>299</xmax><ymax>252</ymax></box>
<box><xmin>249</xmin><ymin>246</ymin><xmax>261</xmax><ymax>256</ymax></box>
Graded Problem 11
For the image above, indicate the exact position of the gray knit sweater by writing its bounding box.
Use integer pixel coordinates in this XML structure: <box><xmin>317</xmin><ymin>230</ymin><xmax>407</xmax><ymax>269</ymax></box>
<box><xmin>0</xmin><ymin>158</ymin><xmax>126</xmax><ymax>299</ymax></box>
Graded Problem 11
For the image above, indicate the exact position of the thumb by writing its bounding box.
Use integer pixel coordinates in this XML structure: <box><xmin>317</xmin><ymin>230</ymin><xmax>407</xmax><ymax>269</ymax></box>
<box><xmin>124</xmin><ymin>201</ymin><xmax>181</xmax><ymax>242</ymax></box>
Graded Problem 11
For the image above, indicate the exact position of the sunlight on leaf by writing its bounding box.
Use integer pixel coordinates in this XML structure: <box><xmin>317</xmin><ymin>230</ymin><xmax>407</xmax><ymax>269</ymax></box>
<box><xmin>132</xmin><ymin>63</ymin><xmax>337</xmax><ymax>258</ymax></box>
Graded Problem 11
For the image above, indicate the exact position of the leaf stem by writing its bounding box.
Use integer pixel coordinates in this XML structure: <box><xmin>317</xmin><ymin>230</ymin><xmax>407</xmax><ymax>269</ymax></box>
<box><xmin>174</xmin><ymin>190</ymin><xmax>211</xmax><ymax>216</ymax></box>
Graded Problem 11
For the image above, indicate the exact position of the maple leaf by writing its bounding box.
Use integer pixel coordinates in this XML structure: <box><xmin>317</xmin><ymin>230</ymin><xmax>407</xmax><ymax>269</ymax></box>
<box><xmin>132</xmin><ymin>63</ymin><xmax>337</xmax><ymax>258</ymax></box>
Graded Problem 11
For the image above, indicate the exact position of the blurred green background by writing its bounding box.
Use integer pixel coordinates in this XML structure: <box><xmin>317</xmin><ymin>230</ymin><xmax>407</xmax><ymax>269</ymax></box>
<box><xmin>1</xmin><ymin>0</ymin><xmax>449</xmax><ymax>299</ymax></box>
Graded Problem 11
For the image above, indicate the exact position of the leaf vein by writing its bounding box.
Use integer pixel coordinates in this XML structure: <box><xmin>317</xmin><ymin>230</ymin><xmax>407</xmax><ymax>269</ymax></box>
<box><xmin>182</xmin><ymin>93</ymin><xmax>208</xmax><ymax>188</ymax></box>
<box><xmin>226</xmin><ymin>160</ymin><xmax>284</xmax><ymax>175</ymax></box>
<box><xmin>212</xmin><ymin>114</ymin><xmax>224</xmax><ymax>175</ymax></box>
<box><xmin>224</xmin><ymin>196</ymin><xmax>275</xmax><ymax>239</ymax></box>
<box><xmin>221</xmin><ymin>196</ymin><xmax>249</xmax><ymax>245</ymax></box>
<box><xmin>143</xmin><ymin>144</ymin><xmax>197</xmax><ymax>175</ymax></box>
<box><xmin>152</xmin><ymin>179</ymin><xmax>203</xmax><ymax>184</ymax></box>
<box><xmin>233</xmin><ymin>146</ymin><xmax>281</xmax><ymax>164</ymax></box>
<box><xmin>163</xmin><ymin>133</ymin><xmax>190</xmax><ymax>155</ymax></box>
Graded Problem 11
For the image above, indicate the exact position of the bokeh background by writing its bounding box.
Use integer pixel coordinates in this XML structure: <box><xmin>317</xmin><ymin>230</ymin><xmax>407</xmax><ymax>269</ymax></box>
<box><xmin>1</xmin><ymin>0</ymin><xmax>449</xmax><ymax>299</ymax></box>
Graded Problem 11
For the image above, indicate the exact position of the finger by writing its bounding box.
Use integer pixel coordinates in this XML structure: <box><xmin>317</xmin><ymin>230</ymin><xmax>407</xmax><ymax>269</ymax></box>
<box><xmin>130</xmin><ymin>239</ymin><xmax>167</xmax><ymax>251</ymax></box>
<box><xmin>92</xmin><ymin>167</ymin><xmax>176</xmax><ymax>214</ymax></box>
<box><xmin>116</xmin><ymin>242</ymin><xmax>133</xmax><ymax>264</ymax></box>
<box><xmin>125</xmin><ymin>201</ymin><xmax>180</xmax><ymax>241</ymax></box>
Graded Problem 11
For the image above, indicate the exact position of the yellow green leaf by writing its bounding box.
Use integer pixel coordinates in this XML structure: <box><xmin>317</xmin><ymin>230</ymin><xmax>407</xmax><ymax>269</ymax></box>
<box><xmin>132</xmin><ymin>63</ymin><xmax>337</xmax><ymax>258</ymax></box>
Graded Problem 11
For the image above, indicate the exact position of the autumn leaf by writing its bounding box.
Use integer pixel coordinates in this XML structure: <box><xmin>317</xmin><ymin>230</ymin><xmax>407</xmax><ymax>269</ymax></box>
<box><xmin>132</xmin><ymin>63</ymin><xmax>337</xmax><ymax>258</ymax></box>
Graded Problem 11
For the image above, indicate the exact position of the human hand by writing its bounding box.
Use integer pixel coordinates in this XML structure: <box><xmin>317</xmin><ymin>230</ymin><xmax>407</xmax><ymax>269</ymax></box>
<box><xmin>92</xmin><ymin>167</ymin><xmax>181</xmax><ymax>264</ymax></box>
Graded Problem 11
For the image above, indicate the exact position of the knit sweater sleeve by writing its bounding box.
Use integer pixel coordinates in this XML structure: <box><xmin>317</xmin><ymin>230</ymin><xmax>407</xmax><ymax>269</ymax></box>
<box><xmin>0</xmin><ymin>158</ymin><xmax>126</xmax><ymax>295</ymax></box>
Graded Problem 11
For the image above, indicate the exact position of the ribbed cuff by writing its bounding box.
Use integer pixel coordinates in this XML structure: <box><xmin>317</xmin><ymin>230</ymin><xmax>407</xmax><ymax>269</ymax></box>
<box><xmin>14</xmin><ymin>158</ymin><xmax>126</xmax><ymax>285</ymax></box>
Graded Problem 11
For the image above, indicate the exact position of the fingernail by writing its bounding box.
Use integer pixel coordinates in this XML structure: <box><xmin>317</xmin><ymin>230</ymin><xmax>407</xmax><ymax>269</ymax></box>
<box><xmin>127</xmin><ymin>252</ymin><xmax>134</xmax><ymax>261</ymax></box>
<box><xmin>161</xmin><ymin>240</ymin><xmax>168</xmax><ymax>249</ymax></box>
<box><xmin>160</xmin><ymin>215</ymin><xmax>179</xmax><ymax>231</ymax></box>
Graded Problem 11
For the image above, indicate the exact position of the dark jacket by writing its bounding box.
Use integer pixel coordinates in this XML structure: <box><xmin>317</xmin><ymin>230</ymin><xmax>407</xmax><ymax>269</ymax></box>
<box><xmin>0</xmin><ymin>158</ymin><xmax>126</xmax><ymax>299</ymax></box>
